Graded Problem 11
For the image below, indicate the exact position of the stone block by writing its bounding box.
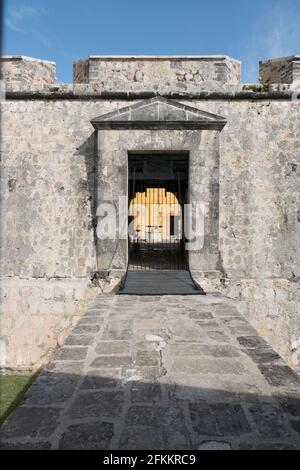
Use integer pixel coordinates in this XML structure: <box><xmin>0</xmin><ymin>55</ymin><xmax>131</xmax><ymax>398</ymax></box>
<box><xmin>80</xmin><ymin>370</ymin><xmax>118</xmax><ymax>389</ymax></box>
<box><xmin>122</xmin><ymin>405</ymin><xmax>190</xmax><ymax>449</ymax></box>
<box><xmin>90</xmin><ymin>355</ymin><xmax>133</xmax><ymax>368</ymax></box>
<box><xmin>170</xmin><ymin>343</ymin><xmax>240</xmax><ymax>358</ymax></box>
<box><xmin>258</xmin><ymin>364</ymin><xmax>300</xmax><ymax>388</ymax></box>
<box><xmin>95</xmin><ymin>341</ymin><xmax>131</xmax><ymax>355</ymax></box>
<box><xmin>237</xmin><ymin>336</ymin><xmax>269</xmax><ymax>349</ymax></box>
<box><xmin>69</xmin><ymin>390</ymin><xmax>124</xmax><ymax>419</ymax></box>
<box><xmin>172</xmin><ymin>357</ymin><xmax>245</xmax><ymax>375</ymax></box>
<box><xmin>24</xmin><ymin>372</ymin><xmax>80</xmax><ymax>405</ymax></box>
<box><xmin>0</xmin><ymin>407</ymin><xmax>61</xmax><ymax>439</ymax></box>
<box><xmin>53</xmin><ymin>347</ymin><xmax>88</xmax><ymax>361</ymax></box>
<box><xmin>72</xmin><ymin>324</ymin><xmax>100</xmax><ymax>334</ymax></box>
<box><xmin>103</xmin><ymin>321</ymin><xmax>133</xmax><ymax>340</ymax></box>
<box><xmin>59</xmin><ymin>422</ymin><xmax>114</xmax><ymax>450</ymax></box>
<box><xmin>64</xmin><ymin>335</ymin><xmax>94</xmax><ymax>346</ymax></box>
<box><xmin>242</xmin><ymin>348</ymin><xmax>283</xmax><ymax>364</ymax></box>
<box><xmin>247</xmin><ymin>404</ymin><xmax>287</xmax><ymax>438</ymax></box>
<box><xmin>135</xmin><ymin>350</ymin><xmax>160</xmax><ymax>367</ymax></box>
<box><xmin>190</xmin><ymin>402</ymin><xmax>251</xmax><ymax>436</ymax></box>
<box><xmin>77</xmin><ymin>317</ymin><xmax>103</xmax><ymax>325</ymax></box>
<box><xmin>130</xmin><ymin>382</ymin><xmax>161</xmax><ymax>403</ymax></box>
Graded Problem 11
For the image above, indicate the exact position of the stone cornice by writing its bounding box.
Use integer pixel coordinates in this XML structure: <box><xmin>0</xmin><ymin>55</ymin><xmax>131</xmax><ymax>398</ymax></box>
<box><xmin>4</xmin><ymin>90</ymin><xmax>299</xmax><ymax>101</ymax></box>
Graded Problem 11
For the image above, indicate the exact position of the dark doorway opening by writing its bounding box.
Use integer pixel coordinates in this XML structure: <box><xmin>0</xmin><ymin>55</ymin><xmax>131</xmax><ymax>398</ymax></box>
<box><xmin>128</xmin><ymin>154</ymin><xmax>188</xmax><ymax>271</ymax></box>
<box><xmin>118</xmin><ymin>154</ymin><xmax>205</xmax><ymax>295</ymax></box>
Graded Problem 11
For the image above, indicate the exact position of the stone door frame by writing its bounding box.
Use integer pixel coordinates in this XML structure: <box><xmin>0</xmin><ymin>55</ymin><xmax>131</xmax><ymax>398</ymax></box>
<box><xmin>91</xmin><ymin>97</ymin><xmax>227</xmax><ymax>282</ymax></box>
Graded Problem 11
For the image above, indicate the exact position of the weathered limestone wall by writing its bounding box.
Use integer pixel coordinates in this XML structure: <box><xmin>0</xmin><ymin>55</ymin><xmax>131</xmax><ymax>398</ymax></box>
<box><xmin>209</xmin><ymin>99</ymin><xmax>300</xmax><ymax>368</ymax></box>
<box><xmin>0</xmin><ymin>56</ymin><xmax>56</xmax><ymax>85</ymax></box>
<box><xmin>0</xmin><ymin>278</ymin><xmax>96</xmax><ymax>370</ymax></box>
<box><xmin>0</xmin><ymin>100</ymin><xmax>114</xmax><ymax>369</ymax></box>
<box><xmin>73</xmin><ymin>56</ymin><xmax>241</xmax><ymax>90</ymax></box>
<box><xmin>0</xmin><ymin>91</ymin><xmax>299</xmax><ymax>369</ymax></box>
<box><xmin>260</xmin><ymin>56</ymin><xmax>300</xmax><ymax>85</ymax></box>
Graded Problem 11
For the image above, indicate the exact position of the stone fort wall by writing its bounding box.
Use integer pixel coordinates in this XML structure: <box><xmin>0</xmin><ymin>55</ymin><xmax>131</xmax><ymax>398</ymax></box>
<box><xmin>260</xmin><ymin>56</ymin><xmax>300</xmax><ymax>85</ymax></box>
<box><xmin>73</xmin><ymin>55</ymin><xmax>241</xmax><ymax>90</ymax></box>
<box><xmin>1</xmin><ymin>56</ymin><xmax>56</xmax><ymax>85</ymax></box>
<box><xmin>0</xmin><ymin>56</ymin><xmax>299</xmax><ymax>371</ymax></box>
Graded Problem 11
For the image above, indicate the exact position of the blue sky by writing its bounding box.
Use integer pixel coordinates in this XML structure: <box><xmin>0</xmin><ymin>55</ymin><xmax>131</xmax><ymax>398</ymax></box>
<box><xmin>3</xmin><ymin>0</ymin><xmax>300</xmax><ymax>83</ymax></box>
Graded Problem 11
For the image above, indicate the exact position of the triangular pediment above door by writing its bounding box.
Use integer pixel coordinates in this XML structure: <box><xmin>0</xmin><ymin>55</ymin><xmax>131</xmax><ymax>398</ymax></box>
<box><xmin>91</xmin><ymin>96</ymin><xmax>227</xmax><ymax>130</ymax></box>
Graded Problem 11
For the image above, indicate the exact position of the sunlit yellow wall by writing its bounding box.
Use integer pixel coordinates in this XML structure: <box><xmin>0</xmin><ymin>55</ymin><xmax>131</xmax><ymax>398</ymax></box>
<box><xmin>129</xmin><ymin>188</ymin><xmax>181</xmax><ymax>239</ymax></box>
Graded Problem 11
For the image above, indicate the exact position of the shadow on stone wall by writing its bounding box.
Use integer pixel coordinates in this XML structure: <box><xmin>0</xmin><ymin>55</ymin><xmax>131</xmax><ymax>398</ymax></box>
<box><xmin>75</xmin><ymin>133</ymin><xmax>127</xmax><ymax>289</ymax></box>
<box><xmin>75</xmin><ymin>132</ymin><xmax>98</xmax><ymax>255</ymax></box>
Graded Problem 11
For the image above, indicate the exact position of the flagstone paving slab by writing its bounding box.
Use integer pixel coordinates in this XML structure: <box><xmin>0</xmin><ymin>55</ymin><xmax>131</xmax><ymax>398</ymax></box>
<box><xmin>1</xmin><ymin>293</ymin><xmax>300</xmax><ymax>450</ymax></box>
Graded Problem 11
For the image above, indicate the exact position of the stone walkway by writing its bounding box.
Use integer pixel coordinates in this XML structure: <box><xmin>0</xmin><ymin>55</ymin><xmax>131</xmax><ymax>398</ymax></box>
<box><xmin>1</xmin><ymin>294</ymin><xmax>300</xmax><ymax>450</ymax></box>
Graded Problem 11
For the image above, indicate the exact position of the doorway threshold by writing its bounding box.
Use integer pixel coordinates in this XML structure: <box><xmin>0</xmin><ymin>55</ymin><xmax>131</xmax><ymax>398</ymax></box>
<box><xmin>118</xmin><ymin>270</ymin><xmax>206</xmax><ymax>295</ymax></box>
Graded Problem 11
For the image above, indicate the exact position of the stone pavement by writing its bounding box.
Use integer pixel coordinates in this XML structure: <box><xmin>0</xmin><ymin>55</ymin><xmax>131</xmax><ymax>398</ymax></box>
<box><xmin>1</xmin><ymin>294</ymin><xmax>300</xmax><ymax>450</ymax></box>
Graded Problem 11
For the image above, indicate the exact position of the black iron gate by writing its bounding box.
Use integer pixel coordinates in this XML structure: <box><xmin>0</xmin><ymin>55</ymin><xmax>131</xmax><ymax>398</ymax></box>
<box><xmin>128</xmin><ymin>179</ymin><xmax>187</xmax><ymax>271</ymax></box>
<box><xmin>118</xmin><ymin>154</ymin><xmax>205</xmax><ymax>294</ymax></box>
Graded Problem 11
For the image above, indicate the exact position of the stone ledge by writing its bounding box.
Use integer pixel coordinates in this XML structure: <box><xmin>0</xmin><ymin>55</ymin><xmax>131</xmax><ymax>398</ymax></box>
<box><xmin>1</xmin><ymin>55</ymin><xmax>56</xmax><ymax>65</ymax></box>
<box><xmin>4</xmin><ymin>89</ymin><xmax>299</xmax><ymax>101</ymax></box>
<box><xmin>76</xmin><ymin>54</ymin><xmax>241</xmax><ymax>61</ymax></box>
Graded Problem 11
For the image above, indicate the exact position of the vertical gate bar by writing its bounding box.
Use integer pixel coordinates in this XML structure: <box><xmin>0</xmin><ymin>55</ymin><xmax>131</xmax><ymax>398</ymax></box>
<box><xmin>161</xmin><ymin>183</ymin><xmax>163</xmax><ymax>271</ymax></box>
<box><xmin>150</xmin><ymin>183</ymin><xmax>152</xmax><ymax>271</ymax></box>
<box><xmin>170</xmin><ymin>183</ymin><xmax>171</xmax><ymax>270</ymax></box>
<box><xmin>140</xmin><ymin>182</ymin><xmax>142</xmax><ymax>270</ymax></box>
<box><xmin>157</xmin><ymin>183</ymin><xmax>159</xmax><ymax>271</ymax></box>
<box><xmin>149</xmin><ymin>183</ymin><xmax>151</xmax><ymax>271</ymax></box>
<box><xmin>140</xmin><ymin>181</ymin><xmax>142</xmax><ymax>271</ymax></box>
<box><xmin>175</xmin><ymin>183</ymin><xmax>176</xmax><ymax>271</ymax></box>
<box><xmin>176</xmin><ymin>184</ymin><xmax>178</xmax><ymax>271</ymax></box>
<box><xmin>176</xmin><ymin>185</ymin><xmax>177</xmax><ymax>271</ymax></box>
<box><xmin>134</xmin><ymin>181</ymin><xmax>136</xmax><ymax>270</ymax></box>
<box><xmin>133</xmin><ymin>180</ymin><xmax>135</xmax><ymax>270</ymax></box>
<box><xmin>170</xmin><ymin>182</ymin><xmax>172</xmax><ymax>270</ymax></box>
<box><xmin>136</xmin><ymin>182</ymin><xmax>139</xmax><ymax>270</ymax></box>
<box><xmin>166</xmin><ymin>182</ymin><xmax>168</xmax><ymax>270</ymax></box>
<box><xmin>146</xmin><ymin>184</ymin><xmax>151</xmax><ymax>269</ymax></box>
<box><xmin>160</xmin><ymin>183</ymin><xmax>162</xmax><ymax>271</ymax></box>
<box><xmin>135</xmin><ymin>171</ymin><xmax>138</xmax><ymax>270</ymax></box>
<box><xmin>139</xmin><ymin>181</ymin><xmax>141</xmax><ymax>271</ymax></box>
<box><xmin>162</xmin><ymin>183</ymin><xmax>164</xmax><ymax>271</ymax></box>
<box><xmin>135</xmin><ymin>181</ymin><xmax>137</xmax><ymax>270</ymax></box>
<box><xmin>173</xmin><ymin>182</ymin><xmax>176</xmax><ymax>271</ymax></box>
<box><xmin>146</xmin><ymin>183</ymin><xmax>148</xmax><ymax>271</ymax></box>
<box><xmin>160</xmin><ymin>183</ymin><xmax>163</xmax><ymax>271</ymax></box>
<box><xmin>175</xmin><ymin>183</ymin><xmax>177</xmax><ymax>271</ymax></box>
<box><xmin>170</xmin><ymin>181</ymin><xmax>172</xmax><ymax>270</ymax></box>
<box><xmin>129</xmin><ymin>175</ymin><xmax>131</xmax><ymax>270</ymax></box>
<box><xmin>151</xmin><ymin>183</ymin><xmax>153</xmax><ymax>271</ymax></box>
<box><xmin>134</xmin><ymin>177</ymin><xmax>136</xmax><ymax>269</ymax></box>
<box><xmin>152</xmin><ymin>183</ymin><xmax>154</xmax><ymax>271</ymax></box>
<box><xmin>177</xmin><ymin>176</ymin><xmax>179</xmax><ymax>268</ymax></box>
